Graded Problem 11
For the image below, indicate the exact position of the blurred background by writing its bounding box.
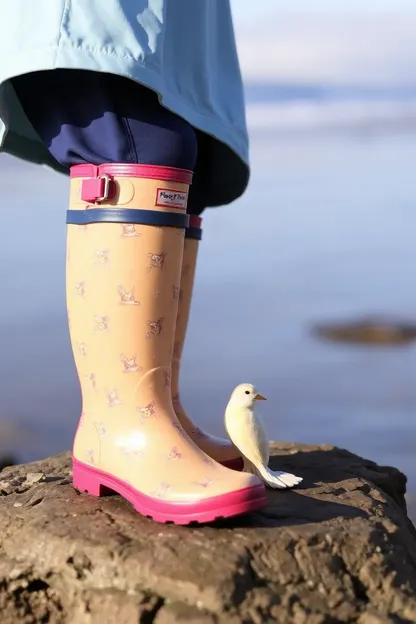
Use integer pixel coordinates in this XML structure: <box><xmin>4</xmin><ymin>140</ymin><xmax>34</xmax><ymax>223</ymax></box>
<box><xmin>1</xmin><ymin>1</ymin><xmax>416</xmax><ymax>518</ymax></box>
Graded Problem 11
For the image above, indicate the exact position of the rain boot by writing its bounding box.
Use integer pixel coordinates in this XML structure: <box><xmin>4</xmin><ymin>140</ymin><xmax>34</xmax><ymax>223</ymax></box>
<box><xmin>67</xmin><ymin>163</ymin><xmax>267</xmax><ymax>524</ymax></box>
<box><xmin>172</xmin><ymin>216</ymin><xmax>244</xmax><ymax>470</ymax></box>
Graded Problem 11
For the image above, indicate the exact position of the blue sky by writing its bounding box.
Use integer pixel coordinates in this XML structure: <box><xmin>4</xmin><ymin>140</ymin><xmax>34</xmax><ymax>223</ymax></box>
<box><xmin>231</xmin><ymin>2</ymin><xmax>416</xmax><ymax>86</ymax></box>
<box><xmin>232</xmin><ymin>0</ymin><xmax>416</xmax><ymax>23</ymax></box>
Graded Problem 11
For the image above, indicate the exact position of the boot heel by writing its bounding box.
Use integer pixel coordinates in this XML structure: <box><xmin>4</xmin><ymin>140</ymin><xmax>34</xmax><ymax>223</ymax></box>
<box><xmin>72</xmin><ymin>461</ymin><xmax>105</xmax><ymax>497</ymax></box>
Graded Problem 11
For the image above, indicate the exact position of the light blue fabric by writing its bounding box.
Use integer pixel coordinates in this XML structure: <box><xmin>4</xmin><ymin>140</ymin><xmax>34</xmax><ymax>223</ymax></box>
<box><xmin>0</xmin><ymin>0</ymin><xmax>249</xmax><ymax>173</ymax></box>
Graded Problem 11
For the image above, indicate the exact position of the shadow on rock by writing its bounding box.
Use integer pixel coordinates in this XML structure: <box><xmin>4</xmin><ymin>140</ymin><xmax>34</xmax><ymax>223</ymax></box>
<box><xmin>214</xmin><ymin>443</ymin><xmax>408</xmax><ymax>530</ymax></box>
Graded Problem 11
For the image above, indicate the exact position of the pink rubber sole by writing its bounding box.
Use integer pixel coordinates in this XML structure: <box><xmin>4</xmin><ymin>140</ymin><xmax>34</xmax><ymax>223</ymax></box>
<box><xmin>72</xmin><ymin>459</ymin><xmax>267</xmax><ymax>525</ymax></box>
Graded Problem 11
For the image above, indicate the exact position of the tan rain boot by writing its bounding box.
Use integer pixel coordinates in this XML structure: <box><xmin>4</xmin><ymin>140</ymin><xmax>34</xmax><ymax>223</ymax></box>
<box><xmin>172</xmin><ymin>216</ymin><xmax>244</xmax><ymax>470</ymax></box>
<box><xmin>67</xmin><ymin>163</ymin><xmax>266</xmax><ymax>524</ymax></box>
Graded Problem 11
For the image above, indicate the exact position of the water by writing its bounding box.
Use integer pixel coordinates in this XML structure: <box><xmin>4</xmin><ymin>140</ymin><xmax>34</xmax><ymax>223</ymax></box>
<box><xmin>0</xmin><ymin>120</ymin><xmax>415</xmax><ymax>514</ymax></box>
<box><xmin>245</xmin><ymin>83</ymin><xmax>416</xmax><ymax>134</ymax></box>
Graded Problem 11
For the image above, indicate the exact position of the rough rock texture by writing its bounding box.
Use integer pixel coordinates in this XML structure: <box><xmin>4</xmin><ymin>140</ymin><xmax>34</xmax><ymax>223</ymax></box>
<box><xmin>0</xmin><ymin>457</ymin><xmax>15</xmax><ymax>472</ymax></box>
<box><xmin>313</xmin><ymin>316</ymin><xmax>416</xmax><ymax>346</ymax></box>
<box><xmin>407</xmin><ymin>495</ymin><xmax>416</xmax><ymax>527</ymax></box>
<box><xmin>0</xmin><ymin>443</ymin><xmax>415</xmax><ymax>624</ymax></box>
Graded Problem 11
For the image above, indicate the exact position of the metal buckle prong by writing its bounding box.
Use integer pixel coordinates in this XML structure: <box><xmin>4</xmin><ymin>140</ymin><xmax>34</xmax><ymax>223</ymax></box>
<box><xmin>95</xmin><ymin>174</ymin><xmax>112</xmax><ymax>202</ymax></box>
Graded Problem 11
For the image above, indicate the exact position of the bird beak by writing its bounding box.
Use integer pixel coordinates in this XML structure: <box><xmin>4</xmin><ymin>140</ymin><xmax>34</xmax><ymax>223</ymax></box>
<box><xmin>255</xmin><ymin>393</ymin><xmax>267</xmax><ymax>401</ymax></box>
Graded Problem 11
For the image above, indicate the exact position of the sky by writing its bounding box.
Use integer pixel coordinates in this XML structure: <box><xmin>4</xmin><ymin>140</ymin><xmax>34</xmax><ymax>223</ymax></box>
<box><xmin>231</xmin><ymin>0</ymin><xmax>416</xmax><ymax>23</ymax></box>
<box><xmin>230</xmin><ymin>1</ymin><xmax>416</xmax><ymax>87</ymax></box>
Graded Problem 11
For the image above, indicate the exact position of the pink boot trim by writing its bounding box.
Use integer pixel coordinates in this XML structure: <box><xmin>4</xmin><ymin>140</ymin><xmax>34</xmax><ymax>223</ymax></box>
<box><xmin>72</xmin><ymin>459</ymin><xmax>267</xmax><ymax>525</ymax></box>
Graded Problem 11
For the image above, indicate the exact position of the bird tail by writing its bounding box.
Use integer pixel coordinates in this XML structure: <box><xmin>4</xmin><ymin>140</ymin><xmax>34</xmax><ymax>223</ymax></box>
<box><xmin>254</xmin><ymin>463</ymin><xmax>303</xmax><ymax>489</ymax></box>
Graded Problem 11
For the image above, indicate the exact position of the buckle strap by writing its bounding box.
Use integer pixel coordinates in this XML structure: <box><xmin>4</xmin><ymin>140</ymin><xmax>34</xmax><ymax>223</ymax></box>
<box><xmin>81</xmin><ymin>174</ymin><xmax>114</xmax><ymax>203</ymax></box>
<box><xmin>66</xmin><ymin>208</ymin><xmax>190</xmax><ymax>228</ymax></box>
<box><xmin>185</xmin><ymin>226</ymin><xmax>203</xmax><ymax>240</ymax></box>
<box><xmin>185</xmin><ymin>215</ymin><xmax>203</xmax><ymax>240</ymax></box>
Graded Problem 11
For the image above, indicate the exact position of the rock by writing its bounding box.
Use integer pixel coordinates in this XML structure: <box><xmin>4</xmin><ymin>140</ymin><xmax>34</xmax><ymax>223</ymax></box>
<box><xmin>0</xmin><ymin>456</ymin><xmax>15</xmax><ymax>472</ymax></box>
<box><xmin>407</xmin><ymin>494</ymin><xmax>416</xmax><ymax>525</ymax></box>
<box><xmin>313</xmin><ymin>316</ymin><xmax>416</xmax><ymax>346</ymax></box>
<box><xmin>0</xmin><ymin>444</ymin><xmax>415</xmax><ymax>624</ymax></box>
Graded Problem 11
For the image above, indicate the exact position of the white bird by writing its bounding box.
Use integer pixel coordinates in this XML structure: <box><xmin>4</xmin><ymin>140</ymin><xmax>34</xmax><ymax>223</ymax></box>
<box><xmin>224</xmin><ymin>383</ymin><xmax>303</xmax><ymax>489</ymax></box>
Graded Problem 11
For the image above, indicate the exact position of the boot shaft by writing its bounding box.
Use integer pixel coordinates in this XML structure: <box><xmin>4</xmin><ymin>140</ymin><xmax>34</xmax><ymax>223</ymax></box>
<box><xmin>172</xmin><ymin>216</ymin><xmax>202</xmax><ymax>396</ymax></box>
<box><xmin>66</xmin><ymin>164</ymin><xmax>192</xmax><ymax>412</ymax></box>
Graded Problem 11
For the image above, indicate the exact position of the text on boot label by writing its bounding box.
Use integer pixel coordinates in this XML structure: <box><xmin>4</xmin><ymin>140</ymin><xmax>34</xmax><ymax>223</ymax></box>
<box><xmin>156</xmin><ymin>188</ymin><xmax>188</xmax><ymax>210</ymax></box>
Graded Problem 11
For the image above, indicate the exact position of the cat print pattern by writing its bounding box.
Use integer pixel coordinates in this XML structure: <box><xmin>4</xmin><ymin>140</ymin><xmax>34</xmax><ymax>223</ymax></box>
<box><xmin>67</xmin><ymin>174</ymin><xmax>240</xmax><ymax>502</ymax></box>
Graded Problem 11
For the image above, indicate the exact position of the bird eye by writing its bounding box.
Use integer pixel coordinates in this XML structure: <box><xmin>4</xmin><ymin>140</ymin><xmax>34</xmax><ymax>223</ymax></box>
<box><xmin>245</xmin><ymin>390</ymin><xmax>250</xmax><ymax>395</ymax></box>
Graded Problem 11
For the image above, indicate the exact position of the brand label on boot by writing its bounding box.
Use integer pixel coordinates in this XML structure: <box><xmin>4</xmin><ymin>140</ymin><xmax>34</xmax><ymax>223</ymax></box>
<box><xmin>156</xmin><ymin>188</ymin><xmax>188</xmax><ymax>210</ymax></box>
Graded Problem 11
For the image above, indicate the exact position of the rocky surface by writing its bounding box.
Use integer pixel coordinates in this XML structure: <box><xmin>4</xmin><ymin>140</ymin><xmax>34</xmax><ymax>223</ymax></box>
<box><xmin>0</xmin><ymin>443</ymin><xmax>415</xmax><ymax>624</ymax></box>
<box><xmin>407</xmin><ymin>495</ymin><xmax>416</xmax><ymax>527</ymax></box>
<box><xmin>313</xmin><ymin>316</ymin><xmax>416</xmax><ymax>346</ymax></box>
<box><xmin>0</xmin><ymin>456</ymin><xmax>15</xmax><ymax>472</ymax></box>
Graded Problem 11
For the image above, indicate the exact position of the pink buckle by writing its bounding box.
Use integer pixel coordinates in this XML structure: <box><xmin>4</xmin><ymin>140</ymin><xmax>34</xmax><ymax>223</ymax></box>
<box><xmin>81</xmin><ymin>174</ymin><xmax>113</xmax><ymax>203</ymax></box>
